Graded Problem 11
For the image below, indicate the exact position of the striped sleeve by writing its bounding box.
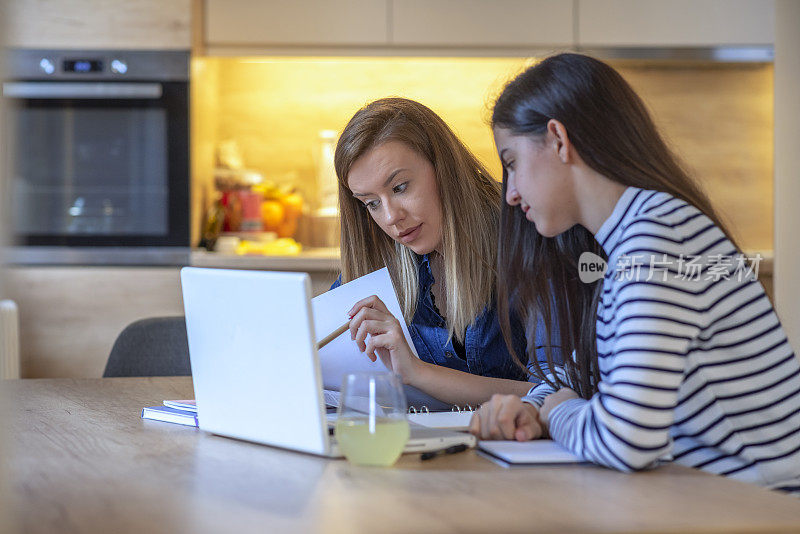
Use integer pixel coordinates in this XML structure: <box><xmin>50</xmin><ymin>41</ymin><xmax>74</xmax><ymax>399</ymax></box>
<box><xmin>522</xmin><ymin>361</ymin><xmax>569</xmax><ymax>408</ymax></box>
<box><xmin>522</xmin><ymin>382</ymin><xmax>556</xmax><ymax>409</ymax></box>
<box><xmin>546</xmin><ymin>272</ymin><xmax>698</xmax><ymax>471</ymax></box>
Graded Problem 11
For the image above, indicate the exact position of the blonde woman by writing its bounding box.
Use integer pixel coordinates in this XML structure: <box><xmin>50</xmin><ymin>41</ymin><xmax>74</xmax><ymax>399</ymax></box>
<box><xmin>333</xmin><ymin>98</ymin><xmax>560</xmax><ymax>406</ymax></box>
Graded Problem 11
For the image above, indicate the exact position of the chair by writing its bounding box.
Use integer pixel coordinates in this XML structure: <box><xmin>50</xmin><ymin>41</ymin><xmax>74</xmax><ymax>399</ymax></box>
<box><xmin>103</xmin><ymin>316</ymin><xmax>191</xmax><ymax>377</ymax></box>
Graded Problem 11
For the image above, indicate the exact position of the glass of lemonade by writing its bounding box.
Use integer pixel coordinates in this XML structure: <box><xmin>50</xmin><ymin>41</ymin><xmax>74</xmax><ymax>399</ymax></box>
<box><xmin>334</xmin><ymin>372</ymin><xmax>410</xmax><ymax>466</ymax></box>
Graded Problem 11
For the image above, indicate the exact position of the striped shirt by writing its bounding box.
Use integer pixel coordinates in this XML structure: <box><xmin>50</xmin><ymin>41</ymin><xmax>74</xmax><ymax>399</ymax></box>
<box><xmin>522</xmin><ymin>187</ymin><xmax>800</xmax><ymax>494</ymax></box>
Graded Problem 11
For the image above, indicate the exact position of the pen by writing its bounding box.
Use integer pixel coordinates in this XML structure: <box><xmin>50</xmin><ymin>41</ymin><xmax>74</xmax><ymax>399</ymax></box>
<box><xmin>420</xmin><ymin>444</ymin><xmax>469</xmax><ymax>461</ymax></box>
<box><xmin>317</xmin><ymin>320</ymin><xmax>350</xmax><ymax>350</ymax></box>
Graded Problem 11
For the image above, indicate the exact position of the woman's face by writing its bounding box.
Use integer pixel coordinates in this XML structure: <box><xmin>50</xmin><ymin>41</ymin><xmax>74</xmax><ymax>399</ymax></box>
<box><xmin>347</xmin><ymin>141</ymin><xmax>443</xmax><ymax>255</ymax></box>
<box><xmin>493</xmin><ymin>126</ymin><xmax>576</xmax><ymax>238</ymax></box>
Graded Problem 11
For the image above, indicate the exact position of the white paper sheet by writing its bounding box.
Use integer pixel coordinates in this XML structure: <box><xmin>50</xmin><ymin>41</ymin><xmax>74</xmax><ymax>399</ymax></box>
<box><xmin>312</xmin><ymin>268</ymin><xmax>418</xmax><ymax>391</ymax></box>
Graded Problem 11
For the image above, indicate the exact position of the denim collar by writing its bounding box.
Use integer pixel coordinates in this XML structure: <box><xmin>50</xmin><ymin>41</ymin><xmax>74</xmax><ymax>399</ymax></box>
<box><xmin>416</xmin><ymin>253</ymin><xmax>445</xmax><ymax>326</ymax></box>
<box><xmin>418</xmin><ymin>253</ymin><xmax>434</xmax><ymax>291</ymax></box>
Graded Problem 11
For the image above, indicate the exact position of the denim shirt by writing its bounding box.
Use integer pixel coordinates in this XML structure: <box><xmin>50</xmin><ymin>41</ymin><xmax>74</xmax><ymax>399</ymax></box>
<box><xmin>331</xmin><ymin>254</ymin><xmax>561</xmax><ymax>382</ymax></box>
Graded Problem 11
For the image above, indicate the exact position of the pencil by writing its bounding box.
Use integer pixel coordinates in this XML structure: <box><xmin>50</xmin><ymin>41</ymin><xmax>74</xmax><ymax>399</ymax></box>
<box><xmin>317</xmin><ymin>320</ymin><xmax>351</xmax><ymax>350</ymax></box>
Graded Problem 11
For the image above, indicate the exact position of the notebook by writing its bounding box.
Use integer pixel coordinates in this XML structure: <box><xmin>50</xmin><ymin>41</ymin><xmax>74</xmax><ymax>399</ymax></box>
<box><xmin>324</xmin><ymin>387</ymin><xmax>474</xmax><ymax>429</ymax></box>
<box><xmin>141</xmin><ymin>405</ymin><xmax>198</xmax><ymax>427</ymax></box>
<box><xmin>477</xmin><ymin>440</ymin><xmax>583</xmax><ymax>467</ymax></box>
<box><xmin>325</xmin><ymin>406</ymin><xmax>475</xmax><ymax>430</ymax></box>
<box><xmin>163</xmin><ymin>399</ymin><xmax>197</xmax><ymax>412</ymax></box>
<box><xmin>407</xmin><ymin>410</ymin><xmax>473</xmax><ymax>430</ymax></box>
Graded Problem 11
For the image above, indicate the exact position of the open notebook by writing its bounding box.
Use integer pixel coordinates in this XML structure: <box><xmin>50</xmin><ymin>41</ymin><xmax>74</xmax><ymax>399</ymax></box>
<box><xmin>324</xmin><ymin>404</ymin><xmax>474</xmax><ymax>431</ymax></box>
<box><xmin>323</xmin><ymin>389</ymin><xmax>474</xmax><ymax>430</ymax></box>
<box><xmin>407</xmin><ymin>410</ymin><xmax>473</xmax><ymax>430</ymax></box>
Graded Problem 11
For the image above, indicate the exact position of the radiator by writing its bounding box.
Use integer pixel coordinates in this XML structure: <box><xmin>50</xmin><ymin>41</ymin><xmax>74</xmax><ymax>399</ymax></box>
<box><xmin>0</xmin><ymin>300</ymin><xmax>20</xmax><ymax>379</ymax></box>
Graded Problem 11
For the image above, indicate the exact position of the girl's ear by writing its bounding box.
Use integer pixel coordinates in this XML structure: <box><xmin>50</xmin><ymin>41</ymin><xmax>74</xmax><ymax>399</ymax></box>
<box><xmin>546</xmin><ymin>119</ymin><xmax>572</xmax><ymax>164</ymax></box>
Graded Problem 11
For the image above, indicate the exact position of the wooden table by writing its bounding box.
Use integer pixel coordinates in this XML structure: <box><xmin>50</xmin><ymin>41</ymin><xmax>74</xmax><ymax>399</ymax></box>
<box><xmin>7</xmin><ymin>378</ymin><xmax>800</xmax><ymax>533</ymax></box>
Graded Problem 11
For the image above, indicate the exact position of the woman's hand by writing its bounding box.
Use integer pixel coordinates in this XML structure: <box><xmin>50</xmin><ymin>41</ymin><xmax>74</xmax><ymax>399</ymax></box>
<box><xmin>348</xmin><ymin>295</ymin><xmax>423</xmax><ymax>384</ymax></box>
<box><xmin>468</xmin><ymin>394</ymin><xmax>544</xmax><ymax>441</ymax></box>
<box><xmin>539</xmin><ymin>388</ymin><xmax>580</xmax><ymax>426</ymax></box>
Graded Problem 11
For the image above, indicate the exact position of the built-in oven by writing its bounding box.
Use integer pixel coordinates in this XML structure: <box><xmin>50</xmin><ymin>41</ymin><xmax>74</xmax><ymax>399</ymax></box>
<box><xmin>2</xmin><ymin>49</ymin><xmax>189</xmax><ymax>264</ymax></box>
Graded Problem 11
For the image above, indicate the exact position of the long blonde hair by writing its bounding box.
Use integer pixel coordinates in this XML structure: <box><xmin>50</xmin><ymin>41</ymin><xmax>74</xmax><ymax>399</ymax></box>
<box><xmin>334</xmin><ymin>98</ymin><xmax>500</xmax><ymax>342</ymax></box>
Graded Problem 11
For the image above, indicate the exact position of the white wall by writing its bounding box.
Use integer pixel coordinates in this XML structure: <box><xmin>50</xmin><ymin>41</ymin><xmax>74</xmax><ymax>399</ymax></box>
<box><xmin>774</xmin><ymin>0</ymin><xmax>800</xmax><ymax>351</ymax></box>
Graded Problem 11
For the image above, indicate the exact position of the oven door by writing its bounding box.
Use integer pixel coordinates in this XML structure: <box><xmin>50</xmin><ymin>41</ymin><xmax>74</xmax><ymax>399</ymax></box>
<box><xmin>3</xmin><ymin>80</ymin><xmax>189</xmax><ymax>262</ymax></box>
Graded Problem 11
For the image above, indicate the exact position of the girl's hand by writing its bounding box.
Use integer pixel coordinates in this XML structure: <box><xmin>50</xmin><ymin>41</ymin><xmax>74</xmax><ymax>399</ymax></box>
<box><xmin>539</xmin><ymin>388</ymin><xmax>580</xmax><ymax>426</ymax></box>
<box><xmin>468</xmin><ymin>394</ymin><xmax>544</xmax><ymax>441</ymax></box>
<box><xmin>348</xmin><ymin>295</ymin><xmax>422</xmax><ymax>384</ymax></box>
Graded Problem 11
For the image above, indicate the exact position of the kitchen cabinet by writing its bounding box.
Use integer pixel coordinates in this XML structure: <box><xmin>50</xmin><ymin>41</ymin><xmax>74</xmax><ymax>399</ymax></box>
<box><xmin>205</xmin><ymin>0</ymin><xmax>388</xmax><ymax>47</ymax></box>
<box><xmin>2</xmin><ymin>0</ymin><xmax>192</xmax><ymax>49</ymax></box>
<box><xmin>391</xmin><ymin>0</ymin><xmax>573</xmax><ymax>47</ymax></box>
<box><xmin>6</xmin><ymin>259</ymin><xmax>338</xmax><ymax>378</ymax></box>
<box><xmin>205</xmin><ymin>0</ymin><xmax>571</xmax><ymax>50</ymax></box>
<box><xmin>577</xmin><ymin>0</ymin><xmax>774</xmax><ymax>47</ymax></box>
<box><xmin>5</xmin><ymin>267</ymin><xmax>184</xmax><ymax>378</ymax></box>
<box><xmin>203</xmin><ymin>0</ymin><xmax>774</xmax><ymax>53</ymax></box>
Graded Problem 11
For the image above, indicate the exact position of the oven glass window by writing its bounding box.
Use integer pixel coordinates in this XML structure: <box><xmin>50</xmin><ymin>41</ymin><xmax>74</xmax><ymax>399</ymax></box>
<box><xmin>12</xmin><ymin>105</ymin><xmax>168</xmax><ymax>236</ymax></box>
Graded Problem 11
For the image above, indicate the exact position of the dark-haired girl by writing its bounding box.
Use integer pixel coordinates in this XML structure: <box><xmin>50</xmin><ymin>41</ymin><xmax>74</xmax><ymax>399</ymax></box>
<box><xmin>470</xmin><ymin>53</ymin><xmax>800</xmax><ymax>495</ymax></box>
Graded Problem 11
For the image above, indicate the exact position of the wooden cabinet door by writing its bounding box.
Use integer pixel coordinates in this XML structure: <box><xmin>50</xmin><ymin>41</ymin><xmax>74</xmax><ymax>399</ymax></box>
<box><xmin>205</xmin><ymin>0</ymin><xmax>389</xmax><ymax>46</ymax></box>
<box><xmin>2</xmin><ymin>0</ymin><xmax>192</xmax><ymax>49</ymax></box>
<box><xmin>392</xmin><ymin>0</ymin><xmax>574</xmax><ymax>47</ymax></box>
<box><xmin>577</xmin><ymin>0</ymin><xmax>774</xmax><ymax>47</ymax></box>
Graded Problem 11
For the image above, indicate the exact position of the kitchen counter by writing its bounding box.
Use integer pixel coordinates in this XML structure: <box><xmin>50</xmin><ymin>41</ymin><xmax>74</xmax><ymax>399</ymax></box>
<box><xmin>190</xmin><ymin>247</ymin><xmax>340</xmax><ymax>272</ymax></box>
<box><xmin>190</xmin><ymin>248</ymin><xmax>340</xmax><ymax>296</ymax></box>
<box><xmin>190</xmin><ymin>248</ymin><xmax>773</xmax><ymax>276</ymax></box>
<box><xmin>8</xmin><ymin>246</ymin><xmax>772</xmax><ymax>277</ymax></box>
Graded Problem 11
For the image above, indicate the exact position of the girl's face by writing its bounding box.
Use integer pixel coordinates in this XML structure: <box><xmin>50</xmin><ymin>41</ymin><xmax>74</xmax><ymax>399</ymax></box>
<box><xmin>493</xmin><ymin>126</ymin><xmax>577</xmax><ymax>238</ymax></box>
<box><xmin>347</xmin><ymin>141</ymin><xmax>444</xmax><ymax>255</ymax></box>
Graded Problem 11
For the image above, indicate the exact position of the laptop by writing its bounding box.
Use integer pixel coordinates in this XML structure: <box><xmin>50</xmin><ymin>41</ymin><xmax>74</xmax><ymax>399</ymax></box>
<box><xmin>180</xmin><ymin>267</ymin><xmax>475</xmax><ymax>457</ymax></box>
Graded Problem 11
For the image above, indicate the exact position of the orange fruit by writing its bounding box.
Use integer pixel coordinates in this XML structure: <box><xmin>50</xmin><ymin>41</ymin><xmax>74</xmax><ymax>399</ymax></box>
<box><xmin>276</xmin><ymin>218</ymin><xmax>298</xmax><ymax>238</ymax></box>
<box><xmin>281</xmin><ymin>192</ymin><xmax>303</xmax><ymax>221</ymax></box>
<box><xmin>261</xmin><ymin>200</ymin><xmax>284</xmax><ymax>231</ymax></box>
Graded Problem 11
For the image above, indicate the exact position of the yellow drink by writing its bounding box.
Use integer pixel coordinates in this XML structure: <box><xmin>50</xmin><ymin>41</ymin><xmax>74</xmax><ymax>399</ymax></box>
<box><xmin>334</xmin><ymin>417</ymin><xmax>410</xmax><ymax>466</ymax></box>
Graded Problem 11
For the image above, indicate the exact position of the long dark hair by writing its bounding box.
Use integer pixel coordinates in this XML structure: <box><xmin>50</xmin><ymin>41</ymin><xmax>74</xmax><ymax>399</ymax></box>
<box><xmin>492</xmin><ymin>53</ymin><xmax>739</xmax><ymax>399</ymax></box>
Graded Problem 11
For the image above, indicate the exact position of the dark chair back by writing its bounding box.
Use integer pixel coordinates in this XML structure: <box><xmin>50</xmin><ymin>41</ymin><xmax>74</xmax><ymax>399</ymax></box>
<box><xmin>103</xmin><ymin>316</ymin><xmax>191</xmax><ymax>377</ymax></box>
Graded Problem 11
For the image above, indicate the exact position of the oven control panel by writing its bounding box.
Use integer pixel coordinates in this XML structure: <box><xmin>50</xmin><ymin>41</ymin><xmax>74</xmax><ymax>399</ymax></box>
<box><xmin>8</xmin><ymin>49</ymin><xmax>188</xmax><ymax>82</ymax></box>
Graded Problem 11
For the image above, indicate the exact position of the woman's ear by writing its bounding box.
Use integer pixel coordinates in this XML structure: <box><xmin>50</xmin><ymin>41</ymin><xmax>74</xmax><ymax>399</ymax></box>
<box><xmin>546</xmin><ymin>119</ymin><xmax>572</xmax><ymax>164</ymax></box>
